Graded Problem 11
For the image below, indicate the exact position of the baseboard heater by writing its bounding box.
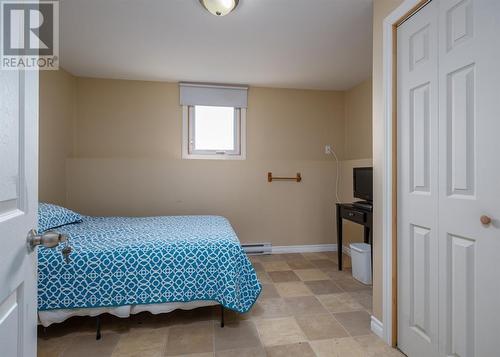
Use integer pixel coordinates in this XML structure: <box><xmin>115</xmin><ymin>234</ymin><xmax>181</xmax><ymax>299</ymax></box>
<box><xmin>242</xmin><ymin>243</ymin><xmax>272</xmax><ymax>255</ymax></box>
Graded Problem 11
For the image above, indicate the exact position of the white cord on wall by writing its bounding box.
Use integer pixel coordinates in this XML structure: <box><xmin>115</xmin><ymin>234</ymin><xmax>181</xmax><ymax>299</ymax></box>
<box><xmin>326</xmin><ymin>146</ymin><xmax>341</xmax><ymax>204</ymax></box>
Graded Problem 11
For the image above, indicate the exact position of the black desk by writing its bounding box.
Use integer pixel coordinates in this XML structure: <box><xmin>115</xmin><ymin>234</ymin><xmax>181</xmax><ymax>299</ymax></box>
<box><xmin>336</xmin><ymin>203</ymin><xmax>373</xmax><ymax>271</ymax></box>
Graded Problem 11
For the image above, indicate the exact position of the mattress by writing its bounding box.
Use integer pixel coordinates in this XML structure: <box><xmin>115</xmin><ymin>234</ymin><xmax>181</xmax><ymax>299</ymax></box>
<box><xmin>37</xmin><ymin>215</ymin><xmax>261</xmax><ymax>316</ymax></box>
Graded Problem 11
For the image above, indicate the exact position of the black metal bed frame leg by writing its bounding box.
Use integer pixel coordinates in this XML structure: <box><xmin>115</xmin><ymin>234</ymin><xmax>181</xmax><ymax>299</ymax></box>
<box><xmin>220</xmin><ymin>305</ymin><xmax>224</xmax><ymax>328</ymax></box>
<box><xmin>96</xmin><ymin>316</ymin><xmax>102</xmax><ymax>340</ymax></box>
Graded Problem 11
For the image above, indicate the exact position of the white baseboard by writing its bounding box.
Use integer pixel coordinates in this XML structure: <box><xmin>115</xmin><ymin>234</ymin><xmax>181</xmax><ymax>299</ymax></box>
<box><xmin>371</xmin><ymin>315</ymin><xmax>384</xmax><ymax>339</ymax></box>
<box><xmin>271</xmin><ymin>244</ymin><xmax>337</xmax><ymax>254</ymax></box>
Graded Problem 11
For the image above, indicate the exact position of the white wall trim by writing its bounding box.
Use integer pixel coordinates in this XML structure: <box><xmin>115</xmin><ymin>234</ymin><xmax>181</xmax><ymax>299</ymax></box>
<box><xmin>371</xmin><ymin>315</ymin><xmax>384</xmax><ymax>339</ymax></box>
<box><xmin>382</xmin><ymin>0</ymin><xmax>424</xmax><ymax>346</ymax></box>
<box><xmin>272</xmin><ymin>244</ymin><xmax>337</xmax><ymax>254</ymax></box>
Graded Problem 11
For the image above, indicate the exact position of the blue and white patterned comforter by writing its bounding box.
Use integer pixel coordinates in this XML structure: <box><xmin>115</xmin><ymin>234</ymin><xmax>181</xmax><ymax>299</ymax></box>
<box><xmin>37</xmin><ymin>215</ymin><xmax>261</xmax><ymax>313</ymax></box>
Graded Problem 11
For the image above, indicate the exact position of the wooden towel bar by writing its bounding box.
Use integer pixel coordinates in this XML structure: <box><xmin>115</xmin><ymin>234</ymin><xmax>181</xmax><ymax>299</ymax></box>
<box><xmin>267</xmin><ymin>172</ymin><xmax>302</xmax><ymax>183</ymax></box>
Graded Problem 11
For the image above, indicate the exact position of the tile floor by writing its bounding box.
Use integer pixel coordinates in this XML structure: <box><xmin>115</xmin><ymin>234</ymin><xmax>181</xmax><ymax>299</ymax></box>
<box><xmin>38</xmin><ymin>252</ymin><xmax>404</xmax><ymax>357</ymax></box>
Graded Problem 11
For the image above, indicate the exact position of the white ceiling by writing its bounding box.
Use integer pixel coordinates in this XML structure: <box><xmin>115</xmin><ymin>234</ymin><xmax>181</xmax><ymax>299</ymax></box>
<box><xmin>60</xmin><ymin>0</ymin><xmax>373</xmax><ymax>90</ymax></box>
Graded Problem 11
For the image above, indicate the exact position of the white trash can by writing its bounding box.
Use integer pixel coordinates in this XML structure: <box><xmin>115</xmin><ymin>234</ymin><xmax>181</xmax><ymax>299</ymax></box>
<box><xmin>350</xmin><ymin>243</ymin><xmax>372</xmax><ymax>285</ymax></box>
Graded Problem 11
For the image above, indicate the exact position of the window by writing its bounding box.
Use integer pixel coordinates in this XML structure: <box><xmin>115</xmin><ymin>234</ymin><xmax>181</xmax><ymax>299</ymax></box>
<box><xmin>180</xmin><ymin>83</ymin><xmax>247</xmax><ymax>160</ymax></box>
<box><xmin>189</xmin><ymin>105</ymin><xmax>241</xmax><ymax>155</ymax></box>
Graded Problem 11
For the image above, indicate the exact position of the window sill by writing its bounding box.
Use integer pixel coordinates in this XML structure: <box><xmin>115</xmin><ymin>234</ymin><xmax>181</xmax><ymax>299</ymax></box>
<box><xmin>181</xmin><ymin>153</ymin><xmax>246</xmax><ymax>160</ymax></box>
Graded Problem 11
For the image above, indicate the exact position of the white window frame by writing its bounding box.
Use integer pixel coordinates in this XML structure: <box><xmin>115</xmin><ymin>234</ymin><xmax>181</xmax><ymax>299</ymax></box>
<box><xmin>182</xmin><ymin>105</ymin><xmax>246</xmax><ymax>160</ymax></box>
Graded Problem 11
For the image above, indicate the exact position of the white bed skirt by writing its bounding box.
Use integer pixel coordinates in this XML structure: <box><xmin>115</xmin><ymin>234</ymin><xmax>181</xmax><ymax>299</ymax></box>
<box><xmin>38</xmin><ymin>300</ymin><xmax>219</xmax><ymax>327</ymax></box>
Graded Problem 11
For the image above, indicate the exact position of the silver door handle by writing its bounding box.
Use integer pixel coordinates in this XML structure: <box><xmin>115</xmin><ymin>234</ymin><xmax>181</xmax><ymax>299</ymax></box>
<box><xmin>26</xmin><ymin>229</ymin><xmax>68</xmax><ymax>251</ymax></box>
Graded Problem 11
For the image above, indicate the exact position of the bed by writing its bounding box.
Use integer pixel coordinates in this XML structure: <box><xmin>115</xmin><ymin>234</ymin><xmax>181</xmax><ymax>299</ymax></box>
<box><xmin>37</xmin><ymin>204</ymin><xmax>261</xmax><ymax>328</ymax></box>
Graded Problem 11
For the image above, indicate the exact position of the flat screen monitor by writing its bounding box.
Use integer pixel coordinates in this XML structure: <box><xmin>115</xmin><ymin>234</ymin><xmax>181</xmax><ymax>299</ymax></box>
<box><xmin>353</xmin><ymin>167</ymin><xmax>373</xmax><ymax>202</ymax></box>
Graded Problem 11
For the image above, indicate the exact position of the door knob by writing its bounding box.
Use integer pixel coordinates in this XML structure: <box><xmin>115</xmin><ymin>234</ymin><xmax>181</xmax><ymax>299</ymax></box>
<box><xmin>26</xmin><ymin>229</ymin><xmax>68</xmax><ymax>251</ymax></box>
<box><xmin>480</xmin><ymin>215</ymin><xmax>492</xmax><ymax>225</ymax></box>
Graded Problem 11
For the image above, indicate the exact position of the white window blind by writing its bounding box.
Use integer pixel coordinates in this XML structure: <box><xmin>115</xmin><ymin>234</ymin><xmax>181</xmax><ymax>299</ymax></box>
<box><xmin>179</xmin><ymin>82</ymin><xmax>248</xmax><ymax>108</ymax></box>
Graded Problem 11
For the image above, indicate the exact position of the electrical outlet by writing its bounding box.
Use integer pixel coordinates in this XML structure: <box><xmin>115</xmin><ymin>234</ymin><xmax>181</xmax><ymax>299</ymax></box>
<box><xmin>325</xmin><ymin>145</ymin><xmax>333</xmax><ymax>155</ymax></box>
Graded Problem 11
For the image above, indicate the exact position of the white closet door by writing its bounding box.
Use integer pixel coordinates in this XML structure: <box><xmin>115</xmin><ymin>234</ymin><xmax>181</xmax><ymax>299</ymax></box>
<box><xmin>397</xmin><ymin>2</ymin><xmax>440</xmax><ymax>356</ymax></box>
<box><xmin>399</xmin><ymin>0</ymin><xmax>500</xmax><ymax>356</ymax></box>
<box><xmin>437</xmin><ymin>0</ymin><xmax>500</xmax><ymax>356</ymax></box>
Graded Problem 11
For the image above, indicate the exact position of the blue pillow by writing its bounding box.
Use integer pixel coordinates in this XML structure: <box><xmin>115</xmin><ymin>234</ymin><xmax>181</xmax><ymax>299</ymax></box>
<box><xmin>38</xmin><ymin>203</ymin><xmax>83</xmax><ymax>232</ymax></box>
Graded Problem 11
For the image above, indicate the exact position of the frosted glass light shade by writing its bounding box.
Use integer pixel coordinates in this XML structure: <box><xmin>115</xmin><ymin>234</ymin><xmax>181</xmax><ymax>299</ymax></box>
<box><xmin>199</xmin><ymin>0</ymin><xmax>239</xmax><ymax>16</ymax></box>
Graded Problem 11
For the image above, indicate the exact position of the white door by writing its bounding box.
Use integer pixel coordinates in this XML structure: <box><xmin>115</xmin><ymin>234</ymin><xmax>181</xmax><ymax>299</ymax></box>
<box><xmin>397</xmin><ymin>1</ymin><xmax>440</xmax><ymax>356</ymax></box>
<box><xmin>437</xmin><ymin>0</ymin><xmax>500</xmax><ymax>356</ymax></box>
<box><xmin>398</xmin><ymin>0</ymin><xmax>500</xmax><ymax>356</ymax></box>
<box><xmin>0</xmin><ymin>68</ymin><xmax>39</xmax><ymax>355</ymax></box>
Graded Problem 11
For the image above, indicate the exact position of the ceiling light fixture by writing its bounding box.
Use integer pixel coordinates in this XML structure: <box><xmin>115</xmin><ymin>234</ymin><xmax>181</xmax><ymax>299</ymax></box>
<box><xmin>199</xmin><ymin>0</ymin><xmax>239</xmax><ymax>16</ymax></box>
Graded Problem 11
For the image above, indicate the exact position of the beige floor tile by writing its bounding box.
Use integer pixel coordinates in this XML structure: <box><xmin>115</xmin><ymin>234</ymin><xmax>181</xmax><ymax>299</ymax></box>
<box><xmin>333</xmin><ymin>310</ymin><xmax>372</xmax><ymax>336</ymax></box>
<box><xmin>268</xmin><ymin>270</ymin><xmax>300</xmax><ymax>283</ymax></box>
<box><xmin>259</xmin><ymin>283</ymin><xmax>280</xmax><ymax>299</ymax></box>
<box><xmin>317</xmin><ymin>293</ymin><xmax>365</xmax><ymax>313</ymax></box>
<box><xmin>166</xmin><ymin>321</ymin><xmax>213</xmax><ymax>356</ymax></box>
<box><xmin>61</xmin><ymin>332</ymin><xmax>121</xmax><ymax>357</ymax></box>
<box><xmin>281</xmin><ymin>253</ymin><xmax>306</xmax><ymax>262</ymax></box>
<box><xmin>301</xmin><ymin>252</ymin><xmax>329</xmax><ymax>260</ymax></box>
<box><xmin>310</xmin><ymin>259</ymin><xmax>338</xmax><ymax>269</ymax></box>
<box><xmin>261</xmin><ymin>261</ymin><xmax>291</xmax><ymax>272</ymax></box>
<box><xmin>38</xmin><ymin>334</ymin><xmax>77</xmax><ymax>357</ymax></box>
<box><xmin>254</xmin><ymin>317</ymin><xmax>306</xmax><ymax>347</ymax></box>
<box><xmin>294</xmin><ymin>269</ymin><xmax>329</xmax><ymax>281</ymax></box>
<box><xmin>251</xmin><ymin>261</ymin><xmax>265</xmax><ymax>272</ymax></box>
<box><xmin>295</xmin><ymin>314</ymin><xmax>349</xmax><ymax>340</ymax></box>
<box><xmin>335</xmin><ymin>278</ymin><xmax>372</xmax><ymax>292</ymax></box>
<box><xmin>275</xmin><ymin>282</ymin><xmax>313</xmax><ymax>298</ymax></box>
<box><xmin>265</xmin><ymin>342</ymin><xmax>316</xmax><ymax>357</ymax></box>
<box><xmin>170</xmin><ymin>353</ymin><xmax>214</xmax><ymax>357</ymax></box>
<box><xmin>287</xmin><ymin>259</ymin><xmax>315</xmax><ymax>270</ymax></box>
<box><xmin>283</xmin><ymin>296</ymin><xmax>328</xmax><ymax>316</ymax></box>
<box><xmin>354</xmin><ymin>334</ymin><xmax>405</xmax><ymax>357</ymax></box>
<box><xmin>322</xmin><ymin>251</ymin><xmax>339</xmax><ymax>261</ymax></box>
<box><xmin>304</xmin><ymin>280</ymin><xmax>343</xmax><ymax>295</ymax></box>
<box><xmin>348</xmin><ymin>291</ymin><xmax>373</xmax><ymax>311</ymax></box>
<box><xmin>250</xmin><ymin>298</ymin><xmax>291</xmax><ymax>319</ymax></box>
<box><xmin>215</xmin><ymin>347</ymin><xmax>266</xmax><ymax>357</ymax></box>
<box><xmin>111</xmin><ymin>327</ymin><xmax>168</xmax><ymax>357</ymax></box>
<box><xmin>214</xmin><ymin>320</ymin><xmax>261</xmax><ymax>352</ymax></box>
<box><xmin>256</xmin><ymin>270</ymin><xmax>272</xmax><ymax>284</ymax></box>
<box><xmin>310</xmin><ymin>337</ymin><xmax>366</xmax><ymax>357</ymax></box>
<box><xmin>113</xmin><ymin>348</ymin><xmax>166</xmax><ymax>357</ymax></box>
<box><xmin>352</xmin><ymin>334</ymin><xmax>381</xmax><ymax>348</ymax></box>
<box><xmin>321</xmin><ymin>268</ymin><xmax>354</xmax><ymax>281</ymax></box>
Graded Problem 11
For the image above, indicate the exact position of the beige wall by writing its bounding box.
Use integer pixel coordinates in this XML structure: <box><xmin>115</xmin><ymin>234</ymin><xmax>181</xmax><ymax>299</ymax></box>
<box><xmin>39</xmin><ymin>69</ymin><xmax>76</xmax><ymax>205</ymax></box>
<box><xmin>340</xmin><ymin>78</ymin><xmax>374</xmax><ymax>253</ymax></box>
<box><xmin>344</xmin><ymin>79</ymin><xmax>373</xmax><ymax>160</ymax></box>
<box><xmin>372</xmin><ymin>0</ymin><xmax>404</xmax><ymax>322</ymax></box>
<box><xmin>64</xmin><ymin>78</ymin><xmax>347</xmax><ymax>247</ymax></box>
